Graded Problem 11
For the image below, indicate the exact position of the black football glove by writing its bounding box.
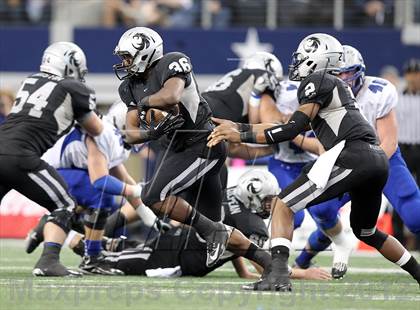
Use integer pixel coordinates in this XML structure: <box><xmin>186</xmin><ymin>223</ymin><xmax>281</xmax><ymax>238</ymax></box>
<box><xmin>145</xmin><ymin>111</ymin><xmax>185</xmax><ymax>140</ymax></box>
<box><xmin>156</xmin><ymin>219</ymin><xmax>172</xmax><ymax>233</ymax></box>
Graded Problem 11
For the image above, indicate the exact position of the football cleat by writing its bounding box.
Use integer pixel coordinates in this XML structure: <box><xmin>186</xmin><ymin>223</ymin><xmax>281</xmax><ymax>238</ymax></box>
<box><xmin>79</xmin><ymin>254</ymin><xmax>124</xmax><ymax>275</ymax></box>
<box><xmin>25</xmin><ymin>214</ymin><xmax>48</xmax><ymax>254</ymax></box>
<box><xmin>205</xmin><ymin>223</ymin><xmax>232</xmax><ymax>267</ymax></box>
<box><xmin>331</xmin><ymin>262</ymin><xmax>347</xmax><ymax>279</ymax></box>
<box><xmin>243</xmin><ymin>257</ymin><xmax>292</xmax><ymax>292</ymax></box>
<box><xmin>33</xmin><ymin>258</ymin><xmax>82</xmax><ymax>277</ymax></box>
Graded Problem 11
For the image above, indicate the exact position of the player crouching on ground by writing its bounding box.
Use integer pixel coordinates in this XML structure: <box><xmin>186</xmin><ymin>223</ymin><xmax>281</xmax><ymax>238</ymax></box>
<box><xmin>207</xmin><ymin>33</ymin><xmax>420</xmax><ymax>291</ymax></box>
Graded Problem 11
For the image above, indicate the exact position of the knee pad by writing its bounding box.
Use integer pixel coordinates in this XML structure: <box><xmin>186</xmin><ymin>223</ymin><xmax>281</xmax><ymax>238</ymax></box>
<box><xmin>352</xmin><ymin>227</ymin><xmax>388</xmax><ymax>250</ymax></box>
<box><xmin>83</xmin><ymin>208</ymin><xmax>110</xmax><ymax>230</ymax></box>
<box><xmin>47</xmin><ymin>209</ymin><xmax>73</xmax><ymax>233</ymax></box>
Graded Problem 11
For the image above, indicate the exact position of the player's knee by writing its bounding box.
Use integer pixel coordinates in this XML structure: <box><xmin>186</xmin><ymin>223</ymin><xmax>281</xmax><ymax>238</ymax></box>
<box><xmin>83</xmin><ymin>207</ymin><xmax>110</xmax><ymax>230</ymax></box>
<box><xmin>47</xmin><ymin>209</ymin><xmax>74</xmax><ymax>233</ymax></box>
<box><xmin>352</xmin><ymin>226</ymin><xmax>388</xmax><ymax>250</ymax></box>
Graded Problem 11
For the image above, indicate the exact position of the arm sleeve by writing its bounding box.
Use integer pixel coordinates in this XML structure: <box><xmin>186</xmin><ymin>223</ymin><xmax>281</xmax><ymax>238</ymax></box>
<box><xmin>159</xmin><ymin>52</ymin><xmax>192</xmax><ymax>86</ymax></box>
<box><xmin>264</xmin><ymin>110</ymin><xmax>311</xmax><ymax>144</ymax></box>
<box><xmin>62</xmin><ymin>80</ymin><xmax>96</xmax><ymax>121</ymax></box>
<box><xmin>118</xmin><ymin>81</ymin><xmax>137</xmax><ymax>112</ymax></box>
<box><xmin>297</xmin><ymin>71</ymin><xmax>335</xmax><ymax>108</ymax></box>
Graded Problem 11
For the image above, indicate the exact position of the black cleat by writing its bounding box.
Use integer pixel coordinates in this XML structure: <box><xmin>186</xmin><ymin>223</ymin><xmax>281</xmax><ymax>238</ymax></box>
<box><xmin>205</xmin><ymin>223</ymin><xmax>232</xmax><ymax>267</ymax></box>
<box><xmin>79</xmin><ymin>254</ymin><xmax>124</xmax><ymax>275</ymax></box>
<box><xmin>25</xmin><ymin>214</ymin><xmax>48</xmax><ymax>254</ymax></box>
<box><xmin>331</xmin><ymin>262</ymin><xmax>347</xmax><ymax>279</ymax></box>
<box><xmin>243</xmin><ymin>257</ymin><xmax>292</xmax><ymax>292</ymax></box>
<box><xmin>242</xmin><ymin>275</ymin><xmax>292</xmax><ymax>292</ymax></box>
<box><xmin>33</xmin><ymin>257</ymin><xmax>82</xmax><ymax>277</ymax></box>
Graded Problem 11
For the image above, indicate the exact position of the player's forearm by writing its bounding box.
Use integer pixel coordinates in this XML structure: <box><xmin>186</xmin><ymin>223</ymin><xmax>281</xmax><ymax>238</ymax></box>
<box><xmin>228</xmin><ymin>143</ymin><xmax>273</xmax><ymax>159</ymax></box>
<box><xmin>292</xmin><ymin>135</ymin><xmax>325</xmax><ymax>155</ymax></box>
<box><xmin>240</xmin><ymin>112</ymin><xmax>310</xmax><ymax>145</ymax></box>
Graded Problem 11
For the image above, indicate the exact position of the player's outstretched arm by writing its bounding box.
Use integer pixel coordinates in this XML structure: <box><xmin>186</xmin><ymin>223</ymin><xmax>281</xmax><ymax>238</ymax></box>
<box><xmin>86</xmin><ymin>137</ymin><xmax>141</xmax><ymax>198</ymax></box>
<box><xmin>290</xmin><ymin>267</ymin><xmax>331</xmax><ymax>280</ymax></box>
<box><xmin>141</xmin><ymin>77</ymin><xmax>185</xmax><ymax>110</ymax></box>
<box><xmin>207</xmin><ymin>103</ymin><xmax>318</xmax><ymax>147</ymax></box>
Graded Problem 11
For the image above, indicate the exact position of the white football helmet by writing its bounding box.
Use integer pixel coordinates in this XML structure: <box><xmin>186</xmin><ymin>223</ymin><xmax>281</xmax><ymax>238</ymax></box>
<box><xmin>289</xmin><ymin>33</ymin><xmax>344</xmax><ymax>81</ymax></box>
<box><xmin>340</xmin><ymin>45</ymin><xmax>366</xmax><ymax>95</ymax></box>
<box><xmin>234</xmin><ymin>169</ymin><xmax>280</xmax><ymax>219</ymax></box>
<box><xmin>40</xmin><ymin>42</ymin><xmax>88</xmax><ymax>82</ymax></box>
<box><xmin>113</xmin><ymin>27</ymin><xmax>163</xmax><ymax>80</ymax></box>
<box><xmin>243</xmin><ymin>52</ymin><xmax>283</xmax><ymax>80</ymax></box>
<box><xmin>104</xmin><ymin>100</ymin><xmax>128</xmax><ymax>132</ymax></box>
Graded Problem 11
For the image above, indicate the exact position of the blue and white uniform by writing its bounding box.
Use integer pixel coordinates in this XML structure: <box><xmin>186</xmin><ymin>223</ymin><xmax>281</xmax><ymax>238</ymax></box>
<box><xmin>268</xmin><ymin>80</ymin><xmax>348</xmax><ymax>230</ymax></box>
<box><xmin>42</xmin><ymin>121</ymin><xmax>131</xmax><ymax>211</ymax></box>
<box><xmin>355</xmin><ymin>76</ymin><xmax>420</xmax><ymax>233</ymax></box>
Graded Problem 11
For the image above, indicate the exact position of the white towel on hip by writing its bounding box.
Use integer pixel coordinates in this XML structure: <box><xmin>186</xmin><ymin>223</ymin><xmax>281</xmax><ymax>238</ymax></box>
<box><xmin>307</xmin><ymin>140</ymin><xmax>346</xmax><ymax>189</ymax></box>
<box><xmin>145</xmin><ymin>265</ymin><xmax>182</xmax><ymax>278</ymax></box>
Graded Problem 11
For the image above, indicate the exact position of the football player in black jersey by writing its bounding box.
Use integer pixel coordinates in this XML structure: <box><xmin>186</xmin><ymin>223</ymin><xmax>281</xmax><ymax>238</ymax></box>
<box><xmin>113</xmin><ymin>27</ymin><xmax>271</xmax><ymax>270</ymax></box>
<box><xmin>0</xmin><ymin>42</ymin><xmax>104</xmax><ymax>276</ymax></box>
<box><xmin>208</xmin><ymin>33</ymin><xmax>420</xmax><ymax>291</ymax></box>
<box><xmin>64</xmin><ymin>169</ymin><xmax>330</xmax><ymax>280</ymax></box>
<box><xmin>203</xmin><ymin>52</ymin><xmax>286</xmax><ymax>124</ymax></box>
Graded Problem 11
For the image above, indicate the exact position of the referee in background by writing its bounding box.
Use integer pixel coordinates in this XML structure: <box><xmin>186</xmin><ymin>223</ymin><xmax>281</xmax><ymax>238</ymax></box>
<box><xmin>397</xmin><ymin>59</ymin><xmax>420</xmax><ymax>185</ymax></box>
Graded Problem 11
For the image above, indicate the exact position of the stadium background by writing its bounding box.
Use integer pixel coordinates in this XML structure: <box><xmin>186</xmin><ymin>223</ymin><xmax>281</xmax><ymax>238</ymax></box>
<box><xmin>0</xmin><ymin>0</ymin><xmax>419</xmax><ymax>249</ymax></box>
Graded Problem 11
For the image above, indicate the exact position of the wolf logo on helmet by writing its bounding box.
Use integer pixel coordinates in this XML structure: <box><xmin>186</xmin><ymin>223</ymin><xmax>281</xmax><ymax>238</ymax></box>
<box><xmin>303</xmin><ymin>37</ymin><xmax>321</xmax><ymax>53</ymax></box>
<box><xmin>132</xmin><ymin>33</ymin><xmax>151</xmax><ymax>51</ymax></box>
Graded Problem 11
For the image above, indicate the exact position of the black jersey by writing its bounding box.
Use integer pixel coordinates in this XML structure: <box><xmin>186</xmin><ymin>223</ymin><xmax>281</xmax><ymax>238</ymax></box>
<box><xmin>118</xmin><ymin>52</ymin><xmax>212</xmax><ymax>149</ymax></box>
<box><xmin>202</xmin><ymin>68</ymin><xmax>281</xmax><ymax>122</ymax></box>
<box><xmin>144</xmin><ymin>186</ymin><xmax>268</xmax><ymax>277</ymax></box>
<box><xmin>0</xmin><ymin>73</ymin><xmax>95</xmax><ymax>156</ymax></box>
<box><xmin>298</xmin><ymin>70</ymin><xmax>377</xmax><ymax>150</ymax></box>
<box><xmin>222</xmin><ymin>187</ymin><xmax>269</xmax><ymax>247</ymax></box>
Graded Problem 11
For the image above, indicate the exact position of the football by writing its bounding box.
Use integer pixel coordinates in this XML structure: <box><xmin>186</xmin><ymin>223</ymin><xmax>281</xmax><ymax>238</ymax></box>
<box><xmin>145</xmin><ymin>105</ymin><xmax>179</xmax><ymax>125</ymax></box>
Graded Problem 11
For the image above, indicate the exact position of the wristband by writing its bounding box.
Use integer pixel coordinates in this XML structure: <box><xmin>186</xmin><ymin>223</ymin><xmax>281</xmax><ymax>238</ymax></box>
<box><xmin>237</xmin><ymin>123</ymin><xmax>252</xmax><ymax>132</ymax></box>
<box><xmin>240</xmin><ymin>131</ymin><xmax>257</xmax><ymax>143</ymax></box>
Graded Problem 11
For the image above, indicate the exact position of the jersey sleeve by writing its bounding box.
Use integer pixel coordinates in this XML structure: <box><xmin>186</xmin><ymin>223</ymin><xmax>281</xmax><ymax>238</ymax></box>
<box><xmin>61</xmin><ymin>79</ymin><xmax>96</xmax><ymax>121</ymax></box>
<box><xmin>159</xmin><ymin>52</ymin><xmax>192</xmax><ymax>86</ymax></box>
<box><xmin>297</xmin><ymin>71</ymin><xmax>335</xmax><ymax>108</ymax></box>
<box><xmin>118</xmin><ymin>80</ymin><xmax>137</xmax><ymax>112</ymax></box>
<box><xmin>377</xmin><ymin>81</ymin><xmax>398</xmax><ymax>119</ymax></box>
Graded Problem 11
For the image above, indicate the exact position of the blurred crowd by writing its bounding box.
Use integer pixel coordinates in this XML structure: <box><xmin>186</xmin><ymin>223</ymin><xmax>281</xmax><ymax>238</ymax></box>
<box><xmin>1</xmin><ymin>0</ymin><xmax>419</xmax><ymax>28</ymax></box>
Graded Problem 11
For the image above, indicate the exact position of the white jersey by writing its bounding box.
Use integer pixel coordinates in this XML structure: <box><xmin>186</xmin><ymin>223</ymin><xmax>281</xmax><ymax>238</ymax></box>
<box><xmin>273</xmin><ymin>80</ymin><xmax>317</xmax><ymax>163</ymax></box>
<box><xmin>355</xmin><ymin>76</ymin><xmax>398</xmax><ymax>131</ymax></box>
<box><xmin>42</xmin><ymin>121</ymin><xmax>130</xmax><ymax>170</ymax></box>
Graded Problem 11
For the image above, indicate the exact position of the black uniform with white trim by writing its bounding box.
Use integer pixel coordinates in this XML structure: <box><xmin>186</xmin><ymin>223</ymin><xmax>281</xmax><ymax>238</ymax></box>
<box><xmin>0</xmin><ymin>72</ymin><xmax>95</xmax><ymax>212</ymax></box>
<box><xmin>119</xmin><ymin>52</ymin><xmax>226</xmax><ymax>220</ymax></box>
<box><xmin>278</xmin><ymin>70</ymin><xmax>389</xmax><ymax>238</ymax></box>
<box><xmin>106</xmin><ymin>186</ymin><xmax>269</xmax><ymax>276</ymax></box>
<box><xmin>202</xmin><ymin>68</ymin><xmax>280</xmax><ymax>122</ymax></box>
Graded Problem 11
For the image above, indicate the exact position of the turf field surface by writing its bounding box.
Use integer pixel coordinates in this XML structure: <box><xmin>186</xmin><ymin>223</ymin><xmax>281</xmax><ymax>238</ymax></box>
<box><xmin>0</xmin><ymin>239</ymin><xmax>419</xmax><ymax>310</ymax></box>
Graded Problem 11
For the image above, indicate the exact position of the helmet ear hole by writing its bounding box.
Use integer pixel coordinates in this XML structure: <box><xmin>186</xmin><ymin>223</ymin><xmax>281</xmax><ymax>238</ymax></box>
<box><xmin>141</xmin><ymin>54</ymin><xmax>148</xmax><ymax>61</ymax></box>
